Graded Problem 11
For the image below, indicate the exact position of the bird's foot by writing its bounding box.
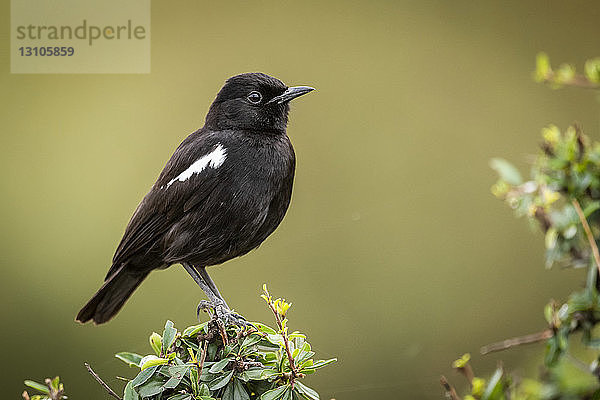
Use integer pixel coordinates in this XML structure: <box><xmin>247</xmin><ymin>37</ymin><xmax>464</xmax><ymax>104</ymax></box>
<box><xmin>196</xmin><ymin>300</ymin><xmax>252</xmax><ymax>327</ymax></box>
<box><xmin>196</xmin><ymin>299</ymin><xmax>219</xmax><ymax>318</ymax></box>
<box><xmin>217</xmin><ymin>308</ymin><xmax>251</xmax><ymax>327</ymax></box>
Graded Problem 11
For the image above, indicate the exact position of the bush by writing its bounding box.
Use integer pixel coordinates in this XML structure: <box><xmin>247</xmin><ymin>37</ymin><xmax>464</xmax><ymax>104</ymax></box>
<box><xmin>115</xmin><ymin>285</ymin><xmax>336</xmax><ymax>400</ymax></box>
<box><xmin>442</xmin><ymin>54</ymin><xmax>600</xmax><ymax>400</ymax></box>
<box><xmin>23</xmin><ymin>286</ymin><xmax>336</xmax><ymax>400</ymax></box>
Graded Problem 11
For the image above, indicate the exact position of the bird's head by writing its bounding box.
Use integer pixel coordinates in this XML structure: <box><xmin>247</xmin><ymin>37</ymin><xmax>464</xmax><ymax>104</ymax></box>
<box><xmin>205</xmin><ymin>73</ymin><xmax>314</xmax><ymax>134</ymax></box>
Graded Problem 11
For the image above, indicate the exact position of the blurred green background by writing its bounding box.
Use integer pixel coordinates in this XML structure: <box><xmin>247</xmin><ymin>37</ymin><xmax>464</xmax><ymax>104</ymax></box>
<box><xmin>1</xmin><ymin>1</ymin><xmax>600</xmax><ymax>398</ymax></box>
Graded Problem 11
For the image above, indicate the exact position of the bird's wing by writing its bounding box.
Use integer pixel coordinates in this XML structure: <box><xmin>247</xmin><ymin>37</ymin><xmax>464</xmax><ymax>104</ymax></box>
<box><xmin>107</xmin><ymin>132</ymin><xmax>226</xmax><ymax>277</ymax></box>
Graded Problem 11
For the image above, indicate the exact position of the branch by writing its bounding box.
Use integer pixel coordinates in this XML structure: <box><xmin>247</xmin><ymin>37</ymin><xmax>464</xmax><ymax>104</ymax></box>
<box><xmin>440</xmin><ymin>376</ymin><xmax>460</xmax><ymax>400</ymax></box>
<box><xmin>267</xmin><ymin>301</ymin><xmax>299</xmax><ymax>386</ymax></box>
<box><xmin>84</xmin><ymin>363</ymin><xmax>122</xmax><ymax>400</ymax></box>
<box><xmin>456</xmin><ymin>363</ymin><xmax>474</xmax><ymax>383</ymax></box>
<box><xmin>480</xmin><ymin>329</ymin><xmax>553</xmax><ymax>355</ymax></box>
<box><xmin>541</xmin><ymin>73</ymin><xmax>600</xmax><ymax>89</ymax></box>
<box><xmin>194</xmin><ymin>340</ymin><xmax>208</xmax><ymax>388</ymax></box>
<box><xmin>572</xmin><ymin>199</ymin><xmax>600</xmax><ymax>276</ymax></box>
<box><xmin>44</xmin><ymin>378</ymin><xmax>64</xmax><ymax>400</ymax></box>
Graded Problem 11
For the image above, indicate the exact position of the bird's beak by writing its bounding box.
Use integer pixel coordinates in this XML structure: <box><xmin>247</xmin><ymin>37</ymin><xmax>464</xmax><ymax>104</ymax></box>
<box><xmin>267</xmin><ymin>86</ymin><xmax>315</xmax><ymax>105</ymax></box>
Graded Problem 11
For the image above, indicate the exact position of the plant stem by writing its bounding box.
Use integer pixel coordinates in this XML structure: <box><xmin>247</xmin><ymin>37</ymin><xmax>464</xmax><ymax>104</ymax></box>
<box><xmin>84</xmin><ymin>363</ymin><xmax>122</xmax><ymax>400</ymax></box>
<box><xmin>197</xmin><ymin>340</ymin><xmax>208</xmax><ymax>387</ymax></box>
<box><xmin>480</xmin><ymin>329</ymin><xmax>553</xmax><ymax>355</ymax></box>
<box><xmin>542</xmin><ymin>73</ymin><xmax>600</xmax><ymax>89</ymax></box>
<box><xmin>266</xmin><ymin>301</ymin><xmax>298</xmax><ymax>388</ymax></box>
<box><xmin>440</xmin><ymin>376</ymin><xmax>460</xmax><ymax>400</ymax></box>
<box><xmin>572</xmin><ymin>199</ymin><xmax>600</xmax><ymax>276</ymax></box>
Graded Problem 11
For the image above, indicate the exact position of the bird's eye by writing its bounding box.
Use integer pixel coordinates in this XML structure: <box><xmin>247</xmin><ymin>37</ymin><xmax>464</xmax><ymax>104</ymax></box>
<box><xmin>247</xmin><ymin>91</ymin><xmax>262</xmax><ymax>104</ymax></box>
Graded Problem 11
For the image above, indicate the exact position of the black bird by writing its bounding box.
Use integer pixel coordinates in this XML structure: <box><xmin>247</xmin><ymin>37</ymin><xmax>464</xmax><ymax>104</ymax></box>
<box><xmin>76</xmin><ymin>73</ymin><xmax>313</xmax><ymax>324</ymax></box>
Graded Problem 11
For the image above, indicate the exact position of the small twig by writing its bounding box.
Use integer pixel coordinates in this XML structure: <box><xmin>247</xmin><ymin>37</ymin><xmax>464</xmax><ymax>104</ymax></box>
<box><xmin>572</xmin><ymin>199</ymin><xmax>600</xmax><ymax>276</ymax></box>
<box><xmin>542</xmin><ymin>73</ymin><xmax>600</xmax><ymax>89</ymax></box>
<box><xmin>197</xmin><ymin>340</ymin><xmax>208</xmax><ymax>386</ymax></box>
<box><xmin>480</xmin><ymin>329</ymin><xmax>553</xmax><ymax>355</ymax></box>
<box><xmin>456</xmin><ymin>363</ymin><xmax>475</xmax><ymax>384</ymax></box>
<box><xmin>267</xmin><ymin>301</ymin><xmax>299</xmax><ymax>387</ymax></box>
<box><xmin>215</xmin><ymin>318</ymin><xmax>228</xmax><ymax>346</ymax></box>
<box><xmin>84</xmin><ymin>362</ymin><xmax>122</xmax><ymax>400</ymax></box>
<box><xmin>440</xmin><ymin>376</ymin><xmax>460</xmax><ymax>400</ymax></box>
<box><xmin>566</xmin><ymin>352</ymin><xmax>592</xmax><ymax>374</ymax></box>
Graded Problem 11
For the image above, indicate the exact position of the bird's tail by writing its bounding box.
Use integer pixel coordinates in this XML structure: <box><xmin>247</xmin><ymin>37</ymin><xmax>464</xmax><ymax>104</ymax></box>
<box><xmin>76</xmin><ymin>264</ymin><xmax>148</xmax><ymax>324</ymax></box>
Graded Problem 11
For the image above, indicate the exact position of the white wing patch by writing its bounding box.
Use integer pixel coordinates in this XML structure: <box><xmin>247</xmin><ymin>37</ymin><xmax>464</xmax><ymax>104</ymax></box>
<box><xmin>164</xmin><ymin>143</ymin><xmax>227</xmax><ymax>189</ymax></box>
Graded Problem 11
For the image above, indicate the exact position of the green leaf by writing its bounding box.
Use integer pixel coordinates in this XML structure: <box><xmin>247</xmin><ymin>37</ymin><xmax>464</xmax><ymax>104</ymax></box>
<box><xmin>140</xmin><ymin>355</ymin><xmax>169</xmax><ymax>370</ymax></box>
<box><xmin>222</xmin><ymin>382</ymin><xmax>235</xmax><ymax>400</ymax></box>
<box><xmin>281</xmin><ymin>387</ymin><xmax>293</xmax><ymax>400</ymax></box>
<box><xmin>116</xmin><ymin>352</ymin><xmax>143</xmax><ymax>368</ymax></box>
<box><xmin>208</xmin><ymin>370</ymin><xmax>234</xmax><ymax>390</ymax></box>
<box><xmin>181</xmin><ymin>338</ymin><xmax>200</xmax><ymax>352</ymax></box>
<box><xmin>132</xmin><ymin>365</ymin><xmax>159</xmax><ymax>388</ymax></box>
<box><xmin>209</xmin><ymin>357</ymin><xmax>232</xmax><ymax>373</ymax></box>
<box><xmin>162</xmin><ymin>366</ymin><xmax>189</xmax><ymax>391</ymax></box>
<box><xmin>562</xmin><ymin>225</ymin><xmax>577</xmax><ymax>239</ymax></box>
<box><xmin>162</xmin><ymin>320</ymin><xmax>177</xmax><ymax>355</ymax></box>
<box><xmin>190</xmin><ymin>366</ymin><xmax>199</xmax><ymax>396</ymax></box>
<box><xmin>166</xmin><ymin>394</ymin><xmax>192</xmax><ymax>400</ymax></box>
<box><xmin>163</xmin><ymin>375</ymin><xmax>184</xmax><ymax>390</ymax></box>
<box><xmin>296</xmin><ymin>351</ymin><xmax>315</xmax><ymax>366</ymax></box>
<box><xmin>182</xmin><ymin>322</ymin><xmax>208</xmax><ymax>337</ymax></box>
<box><xmin>544</xmin><ymin>303</ymin><xmax>554</xmax><ymax>324</ymax></box>
<box><xmin>199</xmin><ymin>383</ymin><xmax>211</xmax><ymax>396</ymax></box>
<box><xmin>295</xmin><ymin>382</ymin><xmax>319</xmax><ymax>400</ymax></box>
<box><xmin>534</xmin><ymin>52</ymin><xmax>551</xmax><ymax>82</ymax></box>
<box><xmin>223</xmin><ymin>344</ymin><xmax>235</xmax><ymax>357</ymax></box>
<box><xmin>584</xmin><ymin>57</ymin><xmax>600</xmax><ymax>83</ymax></box>
<box><xmin>542</xmin><ymin>124</ymin><xmax>560</xmax><ymax>144</ymax></box>
<box><xmin>583</xmin><ymin>201</ymin><xmax>600</xmax><ymax>217</ymax></box>
<box><xmin>545</xmin><ymin>228</ymin><xmax>558</xmax><ymax>250</ymax></box>
<box><xmin>240</xmin><ymin>334</ymin><xmax>262</xmax><ymax>349</ymax></box>
<box><xmin>24</xmin><ymin>380</ymin><xmax>50</xmax><ymax>394</ymax></box>
<box><xmin>207</xmin><ymin>342</ymin><xmax>219</xmax><ymax>360</ymax></box>
<box><xmin>240</xmin><ymin>368</ymin><xmax>279</xmax><ymax>382</ymax></box>
<box><xmin>50</xmin><ymin>377</ymin><xmax>60</xmax><ymax>391</ymax></box>
<box><xmin>453</xmin><ymin>353</ymin><xmax>471</xmax><ymax>368</ymax></box>
<box><xmin>555</xmin><ymin>63</ymin><xmax>576</xmax><ymax>84</ymax></box>
<box><xmin>233</xmin><ymin>378</ymin><xmax>251</xmax><ymax>400</ymax></box>
<box><xmin>149</xmin><ymin>332</ymin><xmax>162</xmax><ymax>356</ymax></box>
<box><xmin>490</xmin><ymin>158</ymin><xmax>522</xmax><ymax>185</ymax></box>
<box><xmin>481</xmin><ymin>368</ymin><xmax>504</xmax><ymax>400</ymax></box>
<box><xmin>288</xmin><ymin>332</ymin><xmax>306</xmax><ymax>340</ymax></box>
<box><xmin>301</xmin><ymin>358</ymin><xmax>337</xmax><ymax>372</ymax></box>
<box><xmin>123</xmin><ymin>381</ymin><xmax>140</xmax><ymax>400</ymax></box>
<box><xmin>137</xmin><ymin>376</ymin><xmax>166</xmax><ymax>398</ymax></box>
<box><xmin>261</xmin><ymin>385</ymin><xmax>290</xmax><ymax>400</ymax></box>
<box><xmin>167</xmin><ymin>364</ymin><xmax>190</xmax><ymax>377</ymax></box>
<box><xmin>254</xmin><ymin>322</ymin><xmax>278</xmax><ymax>335</ymax></box>
<box><xmin>266</xmin><ymin>333</ymin><xmax>285</xmax><ymax>346</ymax></box>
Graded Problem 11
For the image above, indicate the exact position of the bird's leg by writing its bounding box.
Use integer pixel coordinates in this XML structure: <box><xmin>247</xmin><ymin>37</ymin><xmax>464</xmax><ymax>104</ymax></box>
<box><xmin>182</xmin><ymin>263</ymin><xmax>224</xmax><ymax>306</ymax></box>
<box><xmin>198</xmin><ymin>267</ymin><xmax>251</xmax><ymax>327</ymax></box>
<box><xmin>198</xmin><ymin>267</ymin><xmax>229</xmax><ymax>309</ymax></box>
<box><xmin>182</xmin><ymin>263</ymin><xmax>248</xmax><ymax>326</ymax></box>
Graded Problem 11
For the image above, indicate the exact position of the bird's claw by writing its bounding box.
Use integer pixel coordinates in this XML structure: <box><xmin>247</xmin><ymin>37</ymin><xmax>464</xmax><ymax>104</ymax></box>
<box><xmin>196</xmin><ymin>300</ymin><xmax>253</xmax><ymax>328</ymax></box>
<box><xmin>217</xmin><ymin>309</ymin><xmax>253</xmax><ymax>328</ymax></box>
<box><xmin>196</xmin><ymin>300</ymin><xmax>218</xmax><ymax>318</ymax></box>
